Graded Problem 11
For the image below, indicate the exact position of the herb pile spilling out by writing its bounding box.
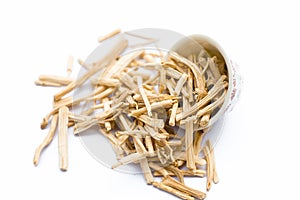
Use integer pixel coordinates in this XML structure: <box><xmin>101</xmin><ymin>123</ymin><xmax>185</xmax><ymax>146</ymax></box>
<box><xmin>33</xmin><ymin>29</ymin><xmax>228</xmax><ymax>200</ymax></box>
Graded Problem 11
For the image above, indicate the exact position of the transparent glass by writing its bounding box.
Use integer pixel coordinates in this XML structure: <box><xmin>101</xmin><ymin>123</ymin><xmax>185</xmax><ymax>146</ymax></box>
<box><xmin>72</xmin><ymin>28</ymin><xmax>228</xmax><ymax>174</ymax></box>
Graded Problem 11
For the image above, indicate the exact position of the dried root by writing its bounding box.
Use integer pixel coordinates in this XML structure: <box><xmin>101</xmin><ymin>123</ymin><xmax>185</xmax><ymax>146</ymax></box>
<box><xmin>33</xmin><ymin>29</ymin><xmax>228</xmax><ymax>199</ymax></box>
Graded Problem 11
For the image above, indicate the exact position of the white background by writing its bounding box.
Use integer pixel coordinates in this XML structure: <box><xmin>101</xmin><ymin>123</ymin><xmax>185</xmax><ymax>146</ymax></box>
<box><xmin>1</xmin><ymin>0</ymin><xmax>300</xmax><ymax>199</ymax></box>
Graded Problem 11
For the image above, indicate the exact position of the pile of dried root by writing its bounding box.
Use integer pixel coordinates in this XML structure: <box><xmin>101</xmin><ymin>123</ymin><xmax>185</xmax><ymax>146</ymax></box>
<box><xmin>33</xmin><ymin>29</ymin><xmax>228</xmax><ymax>200</ymax></box>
